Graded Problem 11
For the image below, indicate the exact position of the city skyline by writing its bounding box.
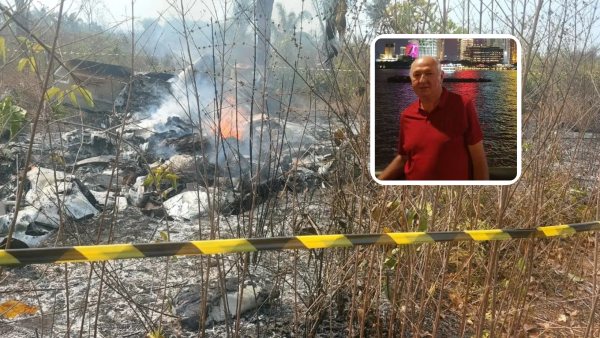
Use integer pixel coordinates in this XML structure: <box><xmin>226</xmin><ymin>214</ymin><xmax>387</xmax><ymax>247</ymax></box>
<box><xmin>375</xmin><ymin>38</ymin><xmax>516</xmax><ymax>63</ymax></box>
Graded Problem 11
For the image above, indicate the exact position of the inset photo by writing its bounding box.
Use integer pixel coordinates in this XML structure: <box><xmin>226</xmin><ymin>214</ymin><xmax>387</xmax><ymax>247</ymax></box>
<box><xmin>370</xmin><ymin>34</ymin><xmax>521</xmax><ymax>185</ymax></box>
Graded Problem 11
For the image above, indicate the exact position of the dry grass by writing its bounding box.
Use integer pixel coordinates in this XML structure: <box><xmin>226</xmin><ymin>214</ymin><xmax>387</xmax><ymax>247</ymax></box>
<box><xmin>1</xmin><ymin>0</ymin><xmax>600</xmax><ymax>337</ymax></box>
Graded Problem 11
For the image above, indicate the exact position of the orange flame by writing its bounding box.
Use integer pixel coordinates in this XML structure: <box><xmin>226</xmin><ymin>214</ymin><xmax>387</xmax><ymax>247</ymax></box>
<box><xmin>219</xmin><ymin>94</ymin><xmax>245</xmax><ymax>140</ymax></box>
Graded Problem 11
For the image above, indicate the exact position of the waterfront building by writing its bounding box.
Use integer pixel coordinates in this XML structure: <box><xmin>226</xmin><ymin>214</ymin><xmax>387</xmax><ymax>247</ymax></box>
<box><xmin>437</xmin><ymin>39</ymin><xmax>445</xmax><ymax>60</ymax></box>
<box><xmin>473</xmin><ymin>38</ymin><xmax>486</xmax><ymax>46</ymax></box>
<box><xmin>465</xmin><ymin>46</ymin><xmax>504</xmax><ymax>63</ymax></box>
<box><xmin>406</xmin><ymin>39</ymin><xmax>419</xmax><ymax>58</ymax></box>
<box><xmin>380</xmin><ymin>43</ymin><xmax>399</xmax><ymax>62</ymax></box>
<box><xmin>510</xmin><ymin>39</ymin><xmax>517</xmax><ymax>64</ymax></box>
<box><xmin>460</xmin><ymin>38</ymin><xmax>473</xmax><ymax>60</ymax></box>
<box><xmin>487</xmin><ymin>39</ymin><xmax>504</xmax><ymax>48</ymax></box>
<box><xmin>419</xmin><ymin>38</ymin><xmax>437</xmax><ymax>58</ymax></box>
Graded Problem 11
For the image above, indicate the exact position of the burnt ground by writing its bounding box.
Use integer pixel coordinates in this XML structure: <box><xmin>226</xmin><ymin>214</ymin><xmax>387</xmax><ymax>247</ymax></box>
<box><xmin>0</xmin><ymin>90</ymin><xmax>472</xmax><ymax>338</ymax></box>
<box><xmin>2</xmin><ymin>86</ymin><xmax>598</xmax><ymax>337</ymax></box>
<box><xmin>0</xmin><ymin>197</ymin><xmax>476</xmax><ymax>338</ymax></box>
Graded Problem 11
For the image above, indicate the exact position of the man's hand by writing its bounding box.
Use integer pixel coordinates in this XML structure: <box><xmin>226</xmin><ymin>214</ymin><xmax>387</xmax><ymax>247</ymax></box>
<box><xmin>468</xmin><ymin>141</ymin><xmax>489</xmax><ymax>180</ymax></box>
<box><xmin>377</xmin><ymin>155</ymin><xmax>407</xmax><ymax>180</ymax></box>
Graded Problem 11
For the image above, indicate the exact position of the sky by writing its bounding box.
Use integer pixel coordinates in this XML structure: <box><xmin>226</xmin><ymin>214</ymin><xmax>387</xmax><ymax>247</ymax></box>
<box><xmin>32</xmin><ymin>0</ymin><xmax>319</xmax><ymax>29</ymax></box>
<box><xmin>22</xmin><ymin>0</ymin><xmax>600</xmax><ymax>50</ymax></box>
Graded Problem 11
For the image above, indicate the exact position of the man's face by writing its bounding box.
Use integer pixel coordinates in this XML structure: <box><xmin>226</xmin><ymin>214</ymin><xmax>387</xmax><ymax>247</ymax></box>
<box><xmin>410</xmin><ymin>58</ymin><xmax>443</xmax><ymax>101</ymax></box>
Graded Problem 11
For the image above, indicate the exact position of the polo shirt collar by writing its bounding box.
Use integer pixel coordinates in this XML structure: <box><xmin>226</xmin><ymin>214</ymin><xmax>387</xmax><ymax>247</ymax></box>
<box><xmin>418</xmin><ymin>87</ymin><xmax>449</xmax><ymax>115</ymax></box>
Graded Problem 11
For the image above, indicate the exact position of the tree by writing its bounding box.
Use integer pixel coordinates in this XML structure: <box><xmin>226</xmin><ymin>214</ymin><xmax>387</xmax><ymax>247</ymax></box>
<box><xmin>255</xmin><ymin>0</ymin><xmax>275</xmax><ymax>69</ymax></box>
<box><xmin>272</xmin><ymin>4</ymin><xmax>314</xmax><ymax>63</ymax></box>
<box><xmin>13</xmin><ymin>0</ymin><xmax>30</xmax><ymax>38</ymax></box>
<box><xmin>79</xmin><ymin>0</ymin><xmax>104</xmax><ymax>32</ymax></box>
<box><xmin>367</xmin><ymin>0</ymin><xmax>466</xmax><ymax>34</ymax></box>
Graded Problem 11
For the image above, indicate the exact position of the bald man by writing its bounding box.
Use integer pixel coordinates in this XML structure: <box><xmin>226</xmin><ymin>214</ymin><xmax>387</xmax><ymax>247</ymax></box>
<box><xmin>378</xmin><ymin>56</ymin><xmax>489</xmax><ymax>181</ymax></box>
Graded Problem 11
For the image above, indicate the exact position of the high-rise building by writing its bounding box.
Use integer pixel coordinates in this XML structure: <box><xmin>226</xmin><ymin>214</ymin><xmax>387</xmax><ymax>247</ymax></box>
<box><xmin>419</xmin><ymin>38</ymin><xmax>437</xmax><ymax>58</ymax></box>
<box><xmin>460</xmin><ymin>38</ymin><xmax>473</xmax><ymax>60</ymax></box>
<box><xmin>473</xmin><ymin>38</ymin><xmax>486</xmax><ymax>46</ymax></box>
<box><xmin>380</xmin><ymin>43</ymin><xmax>399</xmax><ymax>62</ymax></box>
<box><xmin>465</xmin><ymin>46</ymin><xmax>504</xmax><ymax>63</ymax></box>
<box><xmin>437</xmin><ymin>39</ymin><xmax>445</xmax><ymax>60</ymax></box>
<box><xmin>510</xmin><ymin>39</ymin><xmax>518</xmax><ymax>64</ymax></box>
<box><xmin>385</xmin><ymin>43</ymin><xmax>395</xmax><ymax>56</ymax></box>
<box><xmin>503</xmin><ymin>39</ymin><xmax>510</xmax><ymax>64</ymax></box>
<box><xmin>487</xmin><ymin>39</ymin><xmax>503</xmax><ymax>48</ymax></box>
<box><xmin>406</xmin><ymin>39</ymin><xmax>419</xmax><ymax>58</ymax></box>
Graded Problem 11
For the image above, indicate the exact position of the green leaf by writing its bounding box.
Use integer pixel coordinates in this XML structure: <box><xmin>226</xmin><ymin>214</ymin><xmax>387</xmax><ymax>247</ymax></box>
<box><xmin>17</xmin><ymin>37</ymin><xmax>30</xmax><ymax>48</ymax></box>
<box><xmin>32</xmin><ymin>44</ymin><xmax>45</xmax><ymax>52</ymax></box>
<box><xmin>28</xmin><ymin>57</ymin><xmax>36</xmax><ymax>72</ymax></box>
<box><xmin>517</xmin><ymin>258</ymin><xmax>525</xmax><ymax>272</ymax></box>
<box><xmin>1</xmin><ymin>96</ymin><xmax>11</xmax><ymax>113</ymax></box>
<box><xmin>0</xmin><ymin>98</ymin><xmax>26</xmax><ymax>140</ymax></box>
<box><xmin>159</xmin><ymin>231</ymin><xmax>169</xmax><ymax>242</ymax></box>
<box><xmin>9</xmin><ymin>117</ymin><xmax>22</xmax><ymax>138</ymax></box>
<box><xmin>68</xmin><ymin>90</ymin><xmax>78</xmax><ymax>107</ymax></box>
<box><xmin>0</xmin><ymin>37</ymin><xmax>5</xmax><ymax>63</ymax></box>
<box><xmin>386</xmin><ymin>200</ymin><xmax>401</xmax><ymax>212</ymax></box>
<box><xmin>51</xmin><ymin>104</ymin><xmax>70</xmax><ymax>117</ymax></box>
<box><xmin>164</xmin><ymin>173</ymin><xmax>180</xmax><ymax>180</ymax></box>
<box><xmin>45</xmin><ymin>87</ymin><xmax>62</xmax><ymax>102</ymax></box>
<box><xmin>418</xmin><ymin>212</ymin><xmax>428</xmax><ymax>232</ymax></box>
<box><xmin>568</xmin><ymin>273</ymin><xmax>583</xmax><ymax>283</ymax></box>
<box><xmin>17</xmin><ymin>58</ymin><xmax>28</xmax><ymax>72</ymax></box>
<box><xmin>384</xmin><ymin>257</ymin><xmax>397</xmax><ymax>269</ymax></box>
<box><xmin>142</xmin><ymin>175</ymin><xmax>154</xmax><ymax>187</ymax></box>
<box><xmin>77</xmin><ymin>87</ymin><xmax>94</xmax><ymax>108</ymax></box>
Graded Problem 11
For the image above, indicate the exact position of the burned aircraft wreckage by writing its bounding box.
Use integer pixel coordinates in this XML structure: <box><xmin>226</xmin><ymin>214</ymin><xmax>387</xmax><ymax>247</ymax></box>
<box><xmin>0</xmin><ymin>57</ymin><xmax>336</xmax><ymax>251</ymax></box>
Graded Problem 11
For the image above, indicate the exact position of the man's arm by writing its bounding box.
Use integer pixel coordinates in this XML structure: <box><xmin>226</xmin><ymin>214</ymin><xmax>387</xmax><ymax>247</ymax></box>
<box><xmin>468</xmin><ymin>141</ymin><xmax>489</xmax><ymax>180</ymax></box>
<box><xmin>377</xmin><ymin>155</ymin><xmax>407</xmax><ymax>180</ymax></box>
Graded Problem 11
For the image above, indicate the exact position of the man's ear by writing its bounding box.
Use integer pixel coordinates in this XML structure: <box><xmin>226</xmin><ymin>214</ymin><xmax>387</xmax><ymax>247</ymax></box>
<box><xmin>440</xmin><ymin>71</ymin><xmax>445</xmax><ymax>80</ymax></box>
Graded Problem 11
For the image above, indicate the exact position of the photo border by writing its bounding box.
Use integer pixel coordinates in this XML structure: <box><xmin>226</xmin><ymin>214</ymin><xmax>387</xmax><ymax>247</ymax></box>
<box><xmin>370</xmin><ymin>34</ymin><xmax>522</xmax><ymax>186</ymax></box>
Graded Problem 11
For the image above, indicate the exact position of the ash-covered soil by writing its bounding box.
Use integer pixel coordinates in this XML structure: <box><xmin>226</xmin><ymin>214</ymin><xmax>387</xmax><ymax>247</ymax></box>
<box><xmin>0</xmin><ymin>74</ymin><xmax>469</xmax><ymax>337</ymax></box>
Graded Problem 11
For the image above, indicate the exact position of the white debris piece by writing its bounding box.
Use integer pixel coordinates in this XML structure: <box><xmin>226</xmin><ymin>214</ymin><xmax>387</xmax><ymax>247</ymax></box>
<box><xmin>167</xmin><ymin>154</ymin><xmax>196</xmax><ymax>173</ymax></box>
<box><xmin>208</xmin><ymin>285</ymin><xmax>264</xmax><ymax>323</ymax></box>
<box><xmin>116</xmin><ymin>197</ymin><xmax>128</xmax><ymax>211</ymax></box>
<box><xmin>25</xmin><ymin>167</ymin><xmax>98</xmax><ymax>226</ymax></box>
<box><xmin>163</xmin><ymin>190</ymin><xmax>210</xmax><ymax>220</ymax></box>
<box><xmin>0</xmin><ymin>206</ymin><xmax>39</xmax><ymax>234</ymax></box>
<box><xmin>89</xmin><ymin>190</ymin><xmax>115</xmax><ymax>206</ymax></box>
<box><xmin>126</xmin><ymin>177</ymin><xmax>149</xmax><ymax>208</ymax></box>
<box><xmin>11</xmin><ymin>231</ymin><xmax>53</xmax><ymax>248</ymax></box>
<box><xmin>26</xmin><ymin>166</ymin><xmax>67</xmax><ymax>191</ymax></box>
<box><xmin>32</xmin><ymin>183</ymin><xmax>98</xmax><ymax>225</ymax></box>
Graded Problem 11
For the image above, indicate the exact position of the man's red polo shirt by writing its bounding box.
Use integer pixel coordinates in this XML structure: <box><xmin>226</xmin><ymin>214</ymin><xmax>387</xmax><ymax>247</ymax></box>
<box><xmin>397</xmin><ymin>88</ymin><xmax>484</xmax><ymax>180</ymax></box>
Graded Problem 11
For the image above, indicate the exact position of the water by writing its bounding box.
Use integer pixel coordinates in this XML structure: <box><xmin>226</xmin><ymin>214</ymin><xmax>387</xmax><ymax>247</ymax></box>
<box><xmin>374</xmin><ymin>69</ymin><xmax>518</xmax><ymax>171</ymax></box>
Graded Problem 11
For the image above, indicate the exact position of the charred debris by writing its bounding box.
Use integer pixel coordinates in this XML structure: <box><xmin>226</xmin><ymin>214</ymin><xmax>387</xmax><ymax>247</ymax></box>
<box><xmin>0</xmin><ymin>58</ymin><xmax>340</xmax><ymax>249</ymax></box>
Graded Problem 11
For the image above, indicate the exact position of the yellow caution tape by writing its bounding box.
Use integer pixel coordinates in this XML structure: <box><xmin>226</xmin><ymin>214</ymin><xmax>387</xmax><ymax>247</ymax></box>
<box><xmin>1</xmin><ymin>222</ymin><xmax>598</xmax><ymax>265</ymax></box>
